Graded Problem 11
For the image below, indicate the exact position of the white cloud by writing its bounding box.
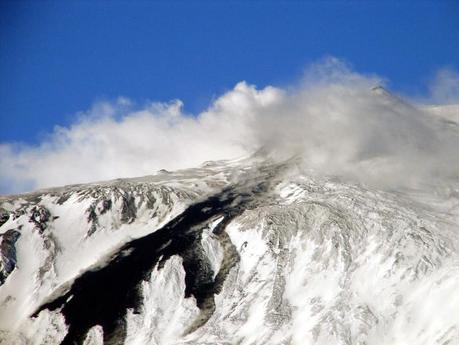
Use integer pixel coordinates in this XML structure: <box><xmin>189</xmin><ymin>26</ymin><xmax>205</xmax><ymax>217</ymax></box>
<box><xmin>429</xmin><ymin>68</ymin><xmax>459</xmax><ymax>104</ymax></box>
<box><xmin>1</xmin><ymin>59</ymin><xmax>459</xmax><ymax>194</ymax></box>
<box><xmin>0</xmin><ymin>82</ymin><xmax>281</xmax><ymax>193</ymax></box>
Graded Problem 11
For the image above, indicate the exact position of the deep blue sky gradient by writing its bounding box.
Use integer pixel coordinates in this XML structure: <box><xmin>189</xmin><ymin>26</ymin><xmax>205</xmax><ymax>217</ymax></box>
<box><xmin>1</xmin><ymin>1</ymin><xmax>458</xmax><ymax>144</ymax></box>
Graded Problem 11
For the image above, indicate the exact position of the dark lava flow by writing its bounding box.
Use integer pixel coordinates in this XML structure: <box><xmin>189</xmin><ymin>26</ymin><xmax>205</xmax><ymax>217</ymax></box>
<box><xmin>33</xmin><ymin>180</ymin><xmax>270</xmax><ymax>345</ymax></box>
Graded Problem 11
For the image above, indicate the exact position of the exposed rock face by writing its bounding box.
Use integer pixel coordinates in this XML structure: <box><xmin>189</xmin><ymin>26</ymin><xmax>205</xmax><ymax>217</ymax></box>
<box><xmin>0</xmin><ymin>229</ymin><xmax>21</xmax><ymax>286</ymax></box>
<box><xmin>120</xmin><ymin>193</ymin><xmax>136</xmax><ymax>224</ymax></box>
<box><xmin>0</xmin><ymin>210</ymin><xmax>9</xmax><ymax>228</ymax></box>
<box><xmin>0</xmin><ymin>157</ymin><xmax>458</xmax><ymax>345</ymax></box>
<box><xmin>29</xmin><ymin>206</ymin><xmax>51</xmax><ymax>233</ymax></box>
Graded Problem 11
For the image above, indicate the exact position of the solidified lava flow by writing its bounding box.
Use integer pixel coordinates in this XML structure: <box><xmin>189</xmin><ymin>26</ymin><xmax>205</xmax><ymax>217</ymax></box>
<box><xmin>33</xmin><ymin>182</ymin><xmax>268</xmax><ymax>345</ymax></box>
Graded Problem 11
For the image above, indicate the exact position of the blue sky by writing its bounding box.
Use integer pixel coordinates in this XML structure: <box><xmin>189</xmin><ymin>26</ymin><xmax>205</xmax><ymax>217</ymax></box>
<box><xmin>1</xmin><ymin>0</ymin><xmax>458</xmax><ymax>145</ymax></box>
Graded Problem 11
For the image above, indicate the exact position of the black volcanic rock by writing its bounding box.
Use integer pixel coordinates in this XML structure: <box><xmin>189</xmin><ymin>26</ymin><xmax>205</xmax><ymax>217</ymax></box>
<box><xmin>0</xmin><ymin>229</ymin><xmax>21</xmax><ymax>286</ymax></box>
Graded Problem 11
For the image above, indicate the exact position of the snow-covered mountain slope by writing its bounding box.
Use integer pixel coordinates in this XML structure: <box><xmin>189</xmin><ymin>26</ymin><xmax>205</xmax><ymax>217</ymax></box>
<box><xmin>0</xmin><ymin>157</ymin><xmax>458</xmax><ymax>345</ymax></box>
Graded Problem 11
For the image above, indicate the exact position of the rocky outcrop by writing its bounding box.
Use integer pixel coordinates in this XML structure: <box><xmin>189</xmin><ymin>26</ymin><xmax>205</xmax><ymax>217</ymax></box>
<box><xmin>120</xmin><ymin>193</ymin><xmax>136</xmax><ymax>224</ymax></box>
<box><xmin>29</xmin><ymin>206</ymin><xmax>51</xmax><ymax>233</ymax></box>
<box><xmin>0</xmin><ymin>209</ymin><xmax>9</xmax><ymax>227</ymax></box>
<box><xmin>0</xmin><ymin>229</ymin><xmax>21</xmax><ymax>286</ymax></box>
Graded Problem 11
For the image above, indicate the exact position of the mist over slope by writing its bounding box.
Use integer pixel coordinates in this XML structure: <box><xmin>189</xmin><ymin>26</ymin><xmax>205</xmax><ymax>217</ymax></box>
<box><xmin>2</xmin><ymin>59</ymin><xmax>459</xmax><ymax>194</ymax></box>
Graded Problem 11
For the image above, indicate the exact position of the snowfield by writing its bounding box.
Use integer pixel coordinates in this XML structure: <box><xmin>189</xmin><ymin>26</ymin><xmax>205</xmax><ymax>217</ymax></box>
<box><xmin>0</xmin><ymin>153</ymin><xmax>458</xmax><ymax>345</ymax></box>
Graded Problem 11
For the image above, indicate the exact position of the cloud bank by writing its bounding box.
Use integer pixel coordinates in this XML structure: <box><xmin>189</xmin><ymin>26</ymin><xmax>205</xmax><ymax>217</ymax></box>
<box><xmin>1</xmin><ymin>59</ymin><xmax>459</xmax><ymax>194</ymax></box>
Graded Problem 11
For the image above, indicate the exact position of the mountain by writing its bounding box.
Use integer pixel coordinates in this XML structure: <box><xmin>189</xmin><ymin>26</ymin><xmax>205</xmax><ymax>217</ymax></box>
<box><xmin>0</xmin><ymin>155</ymin><xmax>458</xmax><ymax>345</ymax></box>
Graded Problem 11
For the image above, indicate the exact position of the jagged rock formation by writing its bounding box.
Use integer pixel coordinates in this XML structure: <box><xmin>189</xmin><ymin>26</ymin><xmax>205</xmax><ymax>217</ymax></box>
<box><xmin>0</xmin><ymin>157</ymin><xmax>458</xmax><ymax>345</ymax></box>
<box><xmin>0</xmin><ymin>210</ymin><xmax>9</xmax><ymax>228</ymax></box>
<box><xmin>0</xmin><ymin>230</ymin><xmax>21</xmax><ymax>286</ymax></box>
